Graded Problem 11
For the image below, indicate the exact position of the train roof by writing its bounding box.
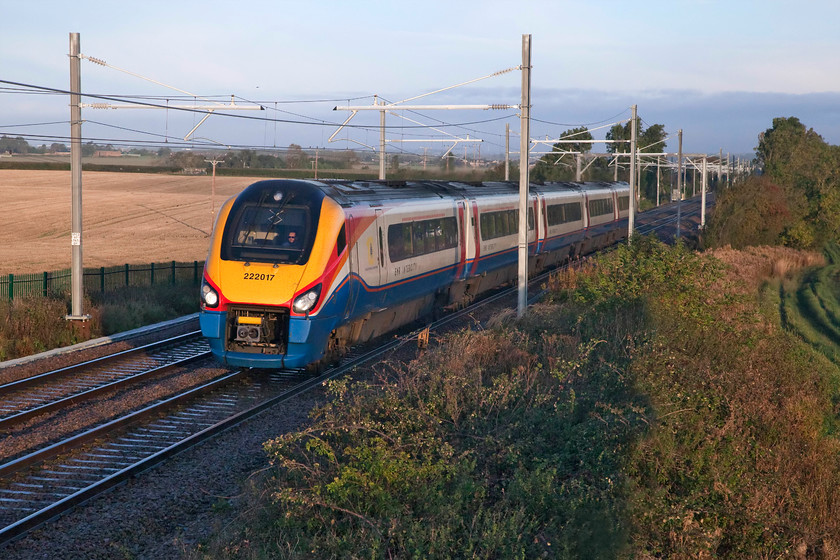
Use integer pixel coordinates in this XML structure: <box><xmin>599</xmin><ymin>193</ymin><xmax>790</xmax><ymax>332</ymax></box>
<box><xmin>311</xmin><ymin>179</ymin><xmax>629</xmax><ymax>207</ymax></box>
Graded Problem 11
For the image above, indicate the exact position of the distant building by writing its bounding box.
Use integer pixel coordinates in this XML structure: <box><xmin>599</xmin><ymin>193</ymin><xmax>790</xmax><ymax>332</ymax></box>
<box><xmin>95</xmin><ymin>150</ymin><xmax>122</xmax><ymax>157</ymax></box>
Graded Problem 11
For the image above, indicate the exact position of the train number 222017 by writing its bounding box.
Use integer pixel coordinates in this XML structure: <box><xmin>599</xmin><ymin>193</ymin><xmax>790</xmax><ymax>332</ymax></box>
<box><xmin>243</xmin><ymin>273</ymin><xmax>276</xmax><ymax>281</ymax></box>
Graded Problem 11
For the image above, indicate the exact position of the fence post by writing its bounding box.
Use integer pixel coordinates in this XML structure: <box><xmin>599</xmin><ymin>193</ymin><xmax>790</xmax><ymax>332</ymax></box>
<box><xmin>125</xmin><ymin>263</ymin><xmax>130</xmax><ymax>286</ymax></box>
<box><xmin>100</xmin><ymin>266</ymin><xmax>105</xmax><ymax>293</ymax></box>
<box><xmin>151</xmin><ymin>262</ymin><xmax>155</xmax><ymax>286</ymax></box>
<box><xmin>171</xmin><ymin>260</ymin><xmax>176</xmax><ymax>285</ymax></box>
<box><xmin>43</xmin><ymin>271</ymin><xmax>48</xmax><ymax>297</ymax></box>
<box><xmin>193</xmin><ymin>261</ymin><xmax>199</xmax><ymax>284</ymax></box>
<box><xmin>8</xmin><ymin>274</ymin><xmax>12</xmax><ymax>301</ymax></box>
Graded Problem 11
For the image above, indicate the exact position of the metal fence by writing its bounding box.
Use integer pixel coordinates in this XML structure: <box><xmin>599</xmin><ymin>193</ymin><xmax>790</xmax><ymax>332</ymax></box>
<box><xmin>1</xmin><ymin>261</ymin><xmax>203</xmax><ymax>300</ymax></box>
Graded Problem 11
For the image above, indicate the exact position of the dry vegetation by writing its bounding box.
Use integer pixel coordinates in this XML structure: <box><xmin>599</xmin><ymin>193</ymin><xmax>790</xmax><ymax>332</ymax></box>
<box><xmin>0</xmin><ymin>170</ymin><xmax>256</xmax><ymax>275</ymax></box>
<box><xmin>711</xmin><ymin>244</ymin><xmax>825</xmax><ymax>291</ymax></box>
<box><xmin>192</xmin><ymin>238</ymin><xmax>840</xmax><ymax>558</ymax></box>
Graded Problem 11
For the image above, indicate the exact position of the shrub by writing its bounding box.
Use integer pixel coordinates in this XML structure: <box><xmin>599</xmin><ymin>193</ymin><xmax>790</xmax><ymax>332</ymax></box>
<box><xmin>195</xmin><ymin>239</ymin><xmax>840</xmax><ymax>559</ymax></box>
<box><xmin>704</xmin><ymin>175</ymin><xmax>792</xmax><ymax>249</ymax></box>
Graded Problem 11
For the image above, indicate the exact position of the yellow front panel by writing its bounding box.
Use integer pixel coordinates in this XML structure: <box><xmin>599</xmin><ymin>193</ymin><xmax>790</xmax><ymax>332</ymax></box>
<box><xmin>204</xmin><ymin>188</ymin><xmax>347</xmax><ymax>310</ymax></box>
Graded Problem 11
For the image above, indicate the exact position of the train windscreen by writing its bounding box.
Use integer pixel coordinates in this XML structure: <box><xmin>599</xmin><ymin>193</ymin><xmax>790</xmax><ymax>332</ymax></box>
<box><xmin>221</xmin><ymin>204</ymin><xmax>314</xmax><ymax>264</ymax></box>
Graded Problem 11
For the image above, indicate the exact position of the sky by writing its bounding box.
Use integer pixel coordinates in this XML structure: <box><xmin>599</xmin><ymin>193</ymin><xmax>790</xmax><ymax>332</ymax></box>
<box><xmin>3</xmin><ymin>0</ymin><xmax>840</xmax><ymax>160</ymax></box>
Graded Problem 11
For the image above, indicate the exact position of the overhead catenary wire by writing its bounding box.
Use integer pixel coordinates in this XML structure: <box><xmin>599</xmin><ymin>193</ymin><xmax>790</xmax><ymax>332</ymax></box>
<box><xmin>2</xmin><ymin>79</ymin><xmax>659</xmax><ymax>160</ymax></box>
<box><xmin>0</xmin><ymin>79</ymin><xmax>517</xmax><ymax>132</ymax></box>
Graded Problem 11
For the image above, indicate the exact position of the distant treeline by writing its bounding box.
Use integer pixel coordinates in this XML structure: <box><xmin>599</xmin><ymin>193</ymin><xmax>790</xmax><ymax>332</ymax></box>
<box><xmin>0</xmin><ymin>160</ymin><xmax>181</xmax><ymax>174</ymax></box>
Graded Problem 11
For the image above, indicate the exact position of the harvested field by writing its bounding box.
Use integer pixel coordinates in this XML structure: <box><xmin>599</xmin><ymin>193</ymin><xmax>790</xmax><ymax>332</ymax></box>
<box><xmin>0</xmin><ymin>170</ymin><xmax>260</xmax><ymax>275</ymax></box>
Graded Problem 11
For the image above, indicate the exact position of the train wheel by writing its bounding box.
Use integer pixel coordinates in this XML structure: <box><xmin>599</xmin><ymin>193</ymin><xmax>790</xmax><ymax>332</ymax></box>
<box><xmin>325</xmin><ymin>332</ymin><xmax>346</xmax><ymax>365</ymax></box>
<box><xmin>305</xmin><ymin>359</ymin><xmax>325</xmax><ymax>376</ymax></box>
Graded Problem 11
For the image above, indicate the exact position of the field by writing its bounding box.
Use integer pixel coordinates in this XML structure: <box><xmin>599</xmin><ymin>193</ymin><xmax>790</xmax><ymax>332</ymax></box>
<box><xmin>0</xmin><ymin>170</ymin><xmax>259</xmax><ymax>275</ymax></box>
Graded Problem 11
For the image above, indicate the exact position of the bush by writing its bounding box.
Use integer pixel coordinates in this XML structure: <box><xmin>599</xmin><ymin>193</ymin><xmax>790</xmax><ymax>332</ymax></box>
<box><xmin>704</xmin><ymin>175</ymin><xmax>792</xmax><ymax>249</ymax></box>
<box><xmin>195</xmin><ymin>239</ymin><xmax>840</xmax><ymax>558</ymax></box>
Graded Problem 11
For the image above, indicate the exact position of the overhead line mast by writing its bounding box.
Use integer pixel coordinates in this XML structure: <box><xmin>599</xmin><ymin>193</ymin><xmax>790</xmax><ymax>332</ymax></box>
<box><xmin>517</xmin><ymin>34</ymin><xmax>531</xmax><ymax>317</ymax></box>
<box><xmin>66</xmin><ymin>32</ymin><xmax>89</xmax><ymax>328</ymax></box>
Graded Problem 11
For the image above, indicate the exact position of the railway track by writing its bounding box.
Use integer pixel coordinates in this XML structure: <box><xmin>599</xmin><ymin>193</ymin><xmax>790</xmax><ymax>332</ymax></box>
<box><xmin>0</xmin><ymin>312</ymin><xmax>453</xmax><ymax>545</ymax></box>
<box><xmin>0</xmin><ymin>195</ymin><xmax>711</xmax><ymax>547</ymax></box>
<box><xmin>0</xmin><ymin>332</ymin><xmax>210</xmax><ymax>433</ymax></box>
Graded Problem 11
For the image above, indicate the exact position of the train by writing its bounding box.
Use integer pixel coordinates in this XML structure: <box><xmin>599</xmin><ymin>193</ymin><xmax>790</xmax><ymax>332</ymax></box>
<box><xmin>199</xmin><ymin>178</ymin><xmax>630</xmax><ymax>370</ymax></box>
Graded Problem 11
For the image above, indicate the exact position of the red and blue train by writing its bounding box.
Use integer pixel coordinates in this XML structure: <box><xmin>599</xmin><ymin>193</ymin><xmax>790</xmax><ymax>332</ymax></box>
<box><xmin>199</xmin><ymin>178</ymin><xmax>630</xmax><ymax>369</ymax></box>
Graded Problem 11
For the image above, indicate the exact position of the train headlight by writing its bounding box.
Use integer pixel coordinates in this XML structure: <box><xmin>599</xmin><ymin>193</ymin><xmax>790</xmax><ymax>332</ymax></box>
<box><xmin>293</xmin><ymin>284</ymin><xmax>322</xmax><ymax>314</ymax></box>
<box><xmin>201</xmin><ymin>279</ymin><xmax>220</xmax><ymax>308</ymax></box>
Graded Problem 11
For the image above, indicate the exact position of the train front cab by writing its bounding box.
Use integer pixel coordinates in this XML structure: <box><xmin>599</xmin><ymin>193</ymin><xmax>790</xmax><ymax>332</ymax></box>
<box><xmin>199</xmin><ymin>180</ymin><xmax>349</xmax><ymax>369</ymax></box>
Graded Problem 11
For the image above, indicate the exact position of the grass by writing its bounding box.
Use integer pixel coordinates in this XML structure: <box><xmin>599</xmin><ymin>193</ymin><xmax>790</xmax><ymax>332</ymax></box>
<box><xmin>778</xmin><ymin>243</ymin><xmax>840</xmax><ymax>365</ymax></box>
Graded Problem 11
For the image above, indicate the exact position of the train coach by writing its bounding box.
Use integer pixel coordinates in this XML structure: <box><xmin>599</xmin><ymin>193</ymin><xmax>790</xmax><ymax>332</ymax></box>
<box><xmin>199</xmin><ymin>178</ymin><xmax>630</xmax><ymax>370</ymax></box>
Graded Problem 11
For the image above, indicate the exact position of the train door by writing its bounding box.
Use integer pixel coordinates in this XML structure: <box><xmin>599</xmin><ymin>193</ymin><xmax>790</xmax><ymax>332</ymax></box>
<box><xmin>343</xmin><ymin>214</ymin><xmax>358</xmax><ymax>320</ymax></box>
<box><xmin>350</xmin><ymin>210</ymin><xmax>383</xmax><ymax>311</ymax></box>
<box><xmin>530</xmin><ymin>196</ymin><xmax>540</xmax><ymax>254</ymax></box>
<box><xmin>456</xmin><ymin>199</ymin><xmax>472</xmax><ymax>279</ymax></box>
<box><xmin>374</xmin><ymin>208</ymin><xmax>386</xmax><ymax>305</ymax></box>
<box><xmin>470</xmin><ymin>200</ymin><xmax>481</xmax><ymax>277</ymax></box>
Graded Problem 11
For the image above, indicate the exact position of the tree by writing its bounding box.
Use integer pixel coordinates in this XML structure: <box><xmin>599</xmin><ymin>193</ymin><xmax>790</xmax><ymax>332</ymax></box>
<box><xmin>754</xmin><ymin>116</ymin><xmax>840</xmax><ymax>247</ymax></box>
<box><xmin>606</xmin><ymin>122</ymin><xmax>630</xmax><ymax>154</ymax></box>
<box><xmin>286</xmin><ymin>144</ymin><xmax>308</xmax><ymax>169</ymax></box>
<box><xmin>169</xmin><ymin>150</ymin><xmax>206</xmax><ymax>170</ymax></box>
<box><xmin>0</xmin><ymin>135</ymin><xmax>31</xmax><ymax>154</ymax></box>
<box><xmin>705</xmin><ymin>175</ymin><xmax>791</xmax><ymax>248</ymax></box>
<box><xmin>606</xmin><ymin>119</ymin><xmax>666</xmax><ymax>155</ymax></box>
<box><xmin>338</xmin><ymin>149</ymin><xmax>360</xmax><ymax>168</ymax></box>
<box><xmin>705</xmin><ymin>116</ymin><xmax>840</xmax><ymax>250</ymax></box>
<box><xmin>639</xmin><ymin>124</ymin><xmax>666</xmax><ymax>154</ymax></box>
<box><xmin>605</xmin><ymin>119</ymin><xmax>667</xmax><ymax>200</ymax></box>
<box><xmin>756</xmin><ymin>117</ymin><xmax>811</xmax><ymax>180</ymax></box>
<box><xmin>531</xmin><ymin>127</ymin><xmax>593</xmax><ymax>182</ymax></box>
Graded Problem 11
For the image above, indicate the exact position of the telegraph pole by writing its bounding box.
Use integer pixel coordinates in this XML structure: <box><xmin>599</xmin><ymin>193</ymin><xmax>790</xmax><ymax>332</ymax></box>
<box><xmin>67</xmin><ymin>32</ymin><xmax>89</xmax><ymax>326</ymax></box>
<box><xmin>517</xmin><ymin>34</ymin><xmax>531</xmax><ymax>318</ymax></box>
